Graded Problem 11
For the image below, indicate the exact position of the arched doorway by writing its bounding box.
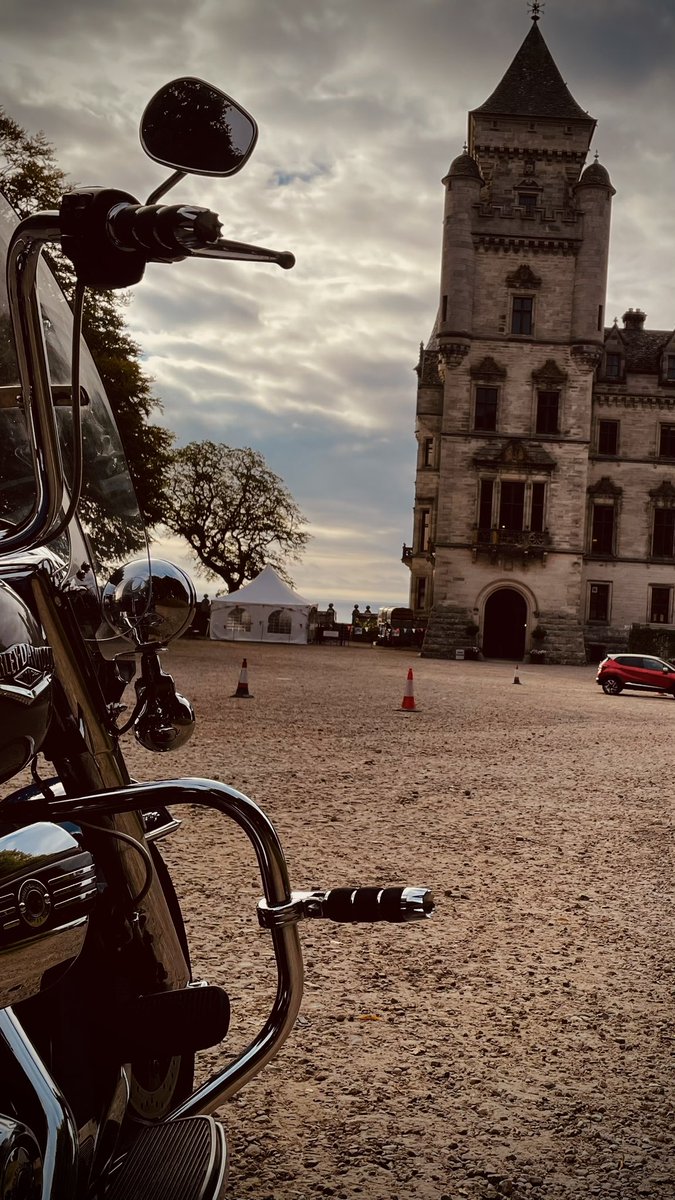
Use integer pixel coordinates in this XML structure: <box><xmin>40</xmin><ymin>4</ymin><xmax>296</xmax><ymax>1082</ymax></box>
<box><xmin>482</xmin><ymin>588</ymin><xmax>527</xmax><ymax>659</ymax></box>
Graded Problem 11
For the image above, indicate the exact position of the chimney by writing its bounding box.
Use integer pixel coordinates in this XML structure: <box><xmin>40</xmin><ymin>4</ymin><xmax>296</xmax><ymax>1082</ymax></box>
<box><xmin>622</xmin><ymin>308</ymin><xmax>646</xmax><ymax>330</ymax></box>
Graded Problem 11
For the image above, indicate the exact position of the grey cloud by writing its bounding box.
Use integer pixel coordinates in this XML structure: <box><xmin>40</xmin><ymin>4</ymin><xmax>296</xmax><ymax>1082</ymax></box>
<box><xmin>2</xmin><ymin>0</ymin><xmax>674</xmax><ymax>607</ymax></box>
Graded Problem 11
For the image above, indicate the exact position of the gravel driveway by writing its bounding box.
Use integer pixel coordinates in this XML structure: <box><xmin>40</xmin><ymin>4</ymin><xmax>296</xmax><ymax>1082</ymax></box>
<box><xmin>124</xmin><ymin>640</ymin><xmax>674</xmax><ymax>1200</ymax></box>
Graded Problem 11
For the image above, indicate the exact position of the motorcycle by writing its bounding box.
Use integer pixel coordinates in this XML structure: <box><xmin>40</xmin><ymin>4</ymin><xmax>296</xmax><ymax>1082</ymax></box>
<box><xmin>0</xmin><ymin>78</ymin><xmax>433</xmax><ymax>1199</ymax></box>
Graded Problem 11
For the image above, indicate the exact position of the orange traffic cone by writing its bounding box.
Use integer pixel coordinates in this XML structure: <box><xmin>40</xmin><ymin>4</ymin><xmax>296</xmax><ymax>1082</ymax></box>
<box><xmin>400</xmin><ymin>667</ymin><xmax>418</xmax><ymax>711</ymax></box>
<box><xmin>513</xmin><ymin>664</ymin><xmax>521</xmax><ymax>685</ymax></box>
<box><xmin>231</xmin><ymin>658</ymin><xmax>254</xmax><ymax>699</ymax></box>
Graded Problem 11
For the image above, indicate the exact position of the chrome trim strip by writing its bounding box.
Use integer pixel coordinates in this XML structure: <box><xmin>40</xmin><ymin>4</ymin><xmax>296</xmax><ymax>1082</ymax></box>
<box><xmin>0</xmin><ymin>1007</ymin><xmax>79</xmax><ymax>1196</ymax></box>
<box><xmin>3</xmin><ymin>213</ymin><xmax>67</xmax><ymax>553</ymax></box>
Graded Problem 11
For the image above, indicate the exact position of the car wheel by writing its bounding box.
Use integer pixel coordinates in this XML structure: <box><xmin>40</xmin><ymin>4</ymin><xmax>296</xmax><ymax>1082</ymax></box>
<box><xmin>601</xmin><ymin>676</ymin><xmax>623</xmax><ymax>695</ymax></box>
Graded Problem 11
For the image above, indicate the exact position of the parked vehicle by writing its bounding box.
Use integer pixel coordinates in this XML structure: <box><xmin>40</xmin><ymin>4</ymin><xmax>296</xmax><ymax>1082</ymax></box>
<box><xmin>0</xmin><ymin>79</ymin><xmax>433</xmax><ymax>1199</ymax></box>
<box><xmin>596</xmin><ymin>652</ymin><xmax>675</xmax><ymax>697</ymax></box>
<box><xmin>376</xmin><ymin>606</ymin><xmax>426</xmax><ymax>648</ymax></box>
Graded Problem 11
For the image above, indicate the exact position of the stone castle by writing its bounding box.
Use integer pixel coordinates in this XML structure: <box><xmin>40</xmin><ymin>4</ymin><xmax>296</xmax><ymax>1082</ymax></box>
<box><xmin>404</xmin><ymin>16</ymin><xmax>675</xmax><ymax>664</ymax></box>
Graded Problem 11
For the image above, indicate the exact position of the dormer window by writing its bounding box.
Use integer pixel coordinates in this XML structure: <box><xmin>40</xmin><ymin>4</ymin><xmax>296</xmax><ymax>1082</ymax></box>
<box><xmin>666</xmin><ymin>355</ymin><xmax>675</xmax><ymax>382</ymax></box>
<box><xmin>518</xmin><ymin>192</ymin><xmax>537</xmax><ymax>213</ymax></box>
<box><xmin>605</xmin><ymin>352</ymin><xmax>623</xmax><ymax>379</ymax></box>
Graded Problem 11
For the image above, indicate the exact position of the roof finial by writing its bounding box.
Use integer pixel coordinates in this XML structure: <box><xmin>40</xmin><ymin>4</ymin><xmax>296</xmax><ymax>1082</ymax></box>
<box><xmin>529</xmin><ymin>0</ymin><xmax>544</xmax><ymax>21</ymax></box>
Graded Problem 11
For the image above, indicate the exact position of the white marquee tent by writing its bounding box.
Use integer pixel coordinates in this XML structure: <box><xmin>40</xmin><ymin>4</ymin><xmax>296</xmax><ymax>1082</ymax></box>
<box><xmin>209</xmin><ymin>565</ymin><xmax>314</xmax><ymax>644</ymax></box>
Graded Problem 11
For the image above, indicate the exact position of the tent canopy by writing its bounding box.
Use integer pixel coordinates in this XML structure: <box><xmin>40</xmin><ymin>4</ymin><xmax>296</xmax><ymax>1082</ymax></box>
<box><xmin>210</xmin><ymin>565</ymin><xmax>314</xmax><ymax>643</ymax></box>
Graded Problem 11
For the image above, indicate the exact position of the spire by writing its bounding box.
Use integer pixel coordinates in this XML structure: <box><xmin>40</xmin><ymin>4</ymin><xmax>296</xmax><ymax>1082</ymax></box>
<box><xmin>471</xmin><ymin>22</ymin><xmax>593</xmax><ymax>123</ymax></box>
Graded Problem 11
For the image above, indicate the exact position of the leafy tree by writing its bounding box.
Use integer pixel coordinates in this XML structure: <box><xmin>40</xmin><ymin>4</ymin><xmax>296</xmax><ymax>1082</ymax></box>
<box><xmin>164</xmin><ymin>441</ymin><xmax>310</xmax><ymax>591</ymax></box>
<box><xmin>0</xmin><ymin>108</ymin><xmax>173</xmax><ymax>525</ymax></box>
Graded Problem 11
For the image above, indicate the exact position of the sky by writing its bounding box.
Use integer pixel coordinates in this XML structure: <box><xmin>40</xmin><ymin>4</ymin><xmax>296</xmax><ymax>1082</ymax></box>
<box><xmin>2</xmin><ymin>0</ymin><xmax>675</xmax><ymax>620</ymax></box>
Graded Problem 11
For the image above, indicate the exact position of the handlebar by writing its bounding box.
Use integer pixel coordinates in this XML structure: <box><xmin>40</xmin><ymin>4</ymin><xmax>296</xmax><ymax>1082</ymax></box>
<box><xmin>59</xmin><ymin>189</ymin><xmax>295</xmax><ymax>285</ymax></box>
<box><xmin>107</xmin><ymin>202</ymin><xmax>295</xmax><ymax>269</ymax></box>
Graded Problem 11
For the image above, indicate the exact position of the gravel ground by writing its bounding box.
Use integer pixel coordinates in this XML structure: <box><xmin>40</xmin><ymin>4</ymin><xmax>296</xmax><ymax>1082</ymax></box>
<box><xmin>122</xmin><ymin>639</ymin><xmax>674</xmax><ymax>1200</ymax></box>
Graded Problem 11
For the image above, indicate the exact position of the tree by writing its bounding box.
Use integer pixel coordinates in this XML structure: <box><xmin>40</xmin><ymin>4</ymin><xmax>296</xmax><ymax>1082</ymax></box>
<box><xmin>164</xmin><ymin>441</ymin><xmax>310</xmax><ymax>591</ymax></box>
<box><xmin>0</xmin><ymin>108</ymin><xmax>173</xmax><ymax>525</ymax></box>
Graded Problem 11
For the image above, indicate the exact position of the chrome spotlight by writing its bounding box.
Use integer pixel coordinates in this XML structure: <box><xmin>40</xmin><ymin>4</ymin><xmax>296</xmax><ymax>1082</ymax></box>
<box><xmin>102</xmin><ymin>559</ymin><xmax>196</xmax><ymax>647</ymax></box>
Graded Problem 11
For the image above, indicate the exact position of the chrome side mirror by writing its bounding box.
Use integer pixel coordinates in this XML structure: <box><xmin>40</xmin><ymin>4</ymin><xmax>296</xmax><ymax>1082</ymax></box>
<box><xmin>140</xmin><ymin>77</ymin><xmax>258</xmax><ymax>177</ymax></box>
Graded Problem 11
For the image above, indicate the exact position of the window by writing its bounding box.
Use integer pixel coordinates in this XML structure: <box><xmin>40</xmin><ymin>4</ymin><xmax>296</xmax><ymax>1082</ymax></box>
<box><xmin>422</xmin><ymin>437</ymin><xmax>434</xmax><ymax>467</ymax></box>
<box><xmin>659</xmin><ymin>425</ymin><xmax>675</xmax><ymax>458</ymax></box>
<box><xmin>590</xmin><ymin>503</ymin><xmax>615</xmax><ymax>555</ymax></box>
<box><xmin>474</xmin><ymin>386</ymin><xmax>498</xmax><ymax>431</ymax></box>
<box><xmin>416</xmin><ymin>577</ymin><xmax>427</xmax><ymax>609</ymax></box>
<box><xmin>268</xmin><ymin>609</ymin><xmax>292</xmax><ymax>635</ymax></box>
<box><xmin>588</xmin><ymin>583</ymin><xmax>610</xmax><ymax>622</ymax></box>
<box><xmin>511</xmin><ymin>296</ymin><xmax>534</xmax><ymax>336</ymax></box>
<box><xmin>597</xmin><ymin>305</ymin><xmax>603</xmax><ymax>332</ymax></box>
<box><xmin>499</xmin><ymin>481</ymin><xmax>525</xmax><ymax>530</ymax></box>
<box><xmin>226</xmin><ymin>606</ymin><xmax>252</xmax><ymax>633</ymax></box>
<box><xmin>518</xmin><ymin>193</ymin><xmax>537</xmax><ymax>213</ymax></box>
<box><xmin>650</xmin><ymin>586</ymin><xmax>671</xmax><ymax>624</ymax></box>
<box><xmin>598</xmin><ymin>420</ymin><xmax>619</xmax><ymax>456</ymax></box>
<box><xmin>652</xmin><ymin>508</ymin><xmax>675</xmax><ymax>558</ymax></box>
<box><xmin>530</xmin><ymin>482</ymin><xmax>546</xmax><ymax>532</ymax></box>
<box><xmin>477</xmin><ymin>478</ymin><xmax>546</xmax><ymax>534</ymax></box>
<box><xmin>605</xmin><ymin>352</ymin><xmax>622</xmax><ymax>379</ymax></box>
<box><xmin>667</xmin><ymin>355</ymin><xmax>675</xmax><ymax>381</ymax></box>
<box><xmin>418</xmin><ymin>508</ymin><xmax>431</xmax><ymax>552</ymax></box>
<box><xmin>478</xmin><ymin>479</ymin><xmax>494</xmax><ymax>529</ymax></box>
<box><xmin>441</xmin><ymin>294</ymin><xmax>448</xmax><ymax>322</ymax></box>
<box><xmin>536</xmin><ymin>390</ymin><xmax>559</xmax><ymax>435</ymax></box>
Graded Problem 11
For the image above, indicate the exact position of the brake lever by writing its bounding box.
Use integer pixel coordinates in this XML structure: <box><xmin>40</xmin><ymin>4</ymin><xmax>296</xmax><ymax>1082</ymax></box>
<box><xmin>189</xmin><ymin>237</ymin><xmax>295</xmax><ymax>269</ymax></box>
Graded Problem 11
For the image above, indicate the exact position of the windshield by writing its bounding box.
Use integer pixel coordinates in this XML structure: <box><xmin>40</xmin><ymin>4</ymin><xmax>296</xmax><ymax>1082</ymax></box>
<box><xmin>0</xmin><ymin>193</ymin><xmax>149</xmax><ymax>638</ymax></box>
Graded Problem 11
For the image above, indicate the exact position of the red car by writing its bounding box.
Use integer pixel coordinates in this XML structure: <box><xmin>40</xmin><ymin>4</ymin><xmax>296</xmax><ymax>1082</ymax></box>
<box><xmin>596</xmin><ymin>652</ymin><xmax>675</xmax><ymax>697</ymax></box>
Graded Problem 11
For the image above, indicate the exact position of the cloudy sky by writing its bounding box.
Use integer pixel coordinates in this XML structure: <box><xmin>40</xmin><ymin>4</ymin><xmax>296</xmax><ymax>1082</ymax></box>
<box><xmin>2</xmin><ymin>0</ymin><xmax>675</xmax><ymax>618</ymax></box>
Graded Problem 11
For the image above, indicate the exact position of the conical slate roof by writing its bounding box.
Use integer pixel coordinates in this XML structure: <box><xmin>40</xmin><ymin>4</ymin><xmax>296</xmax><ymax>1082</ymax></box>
<box><xmin>472</xmin><ymin>23</ymin><xmax>592</xmax><ymax>122</ymax></box>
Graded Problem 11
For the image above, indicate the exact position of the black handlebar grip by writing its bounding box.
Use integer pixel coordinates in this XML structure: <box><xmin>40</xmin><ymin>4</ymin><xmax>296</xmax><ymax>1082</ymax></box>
<box><xmin>324</xmin><ymin>887</ymin><xmax>409</xmax><ymax>923</ymax></box>
<box><xmin>107</xmin><ymin>202</ymin><xmax>222</xmax><ymax>259</ymax></box>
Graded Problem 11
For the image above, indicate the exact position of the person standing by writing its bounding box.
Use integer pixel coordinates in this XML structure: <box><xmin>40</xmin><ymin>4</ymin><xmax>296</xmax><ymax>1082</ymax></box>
<box><xmin>197</xmin><ymin>594</ymin><xmax>212</xmax><ymax>637</ymax></box>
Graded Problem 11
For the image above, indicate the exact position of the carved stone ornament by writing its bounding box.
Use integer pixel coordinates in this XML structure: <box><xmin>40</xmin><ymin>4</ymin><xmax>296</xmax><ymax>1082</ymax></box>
<box><xmin>417</xmin><ymin>348</ymin><xmax>443</xmax><ymax>387</ymax></box>
<box><xmin>532</xmin><ymin>358</ymin><xmax>568</xmax><ymax>385</ymax></box>
<box><xmin>470</xmin><ymin>355</ymin><xmax>507</xmax><ymax>379</ymax></box>
<box><xmin>649</xmin><ymin>480</ymin><xmax>675</xmax><ymax>506</ymax></box>
<box><xmin>571</xmin><ymin>344</ymin><xmax>602</xmax><ymax>372</ymax></box>
<box><xmin>439</xmin><ymin>342</ymin><xmax>470</xmax><ymax>372</ymax></box>
<box><xmin>505</xmin><ymin>263</ymin><xmax>542</xmax><ymax>290</ymax></box>
<box><xmin>473</xmin><ymin>439</ymin><xmax>556</xmax><ymax>473</ymax></box>
<box><xmin>587</xmin><ymin>475</ymin><xmax>622</xmax><ymax>498</ymax></box>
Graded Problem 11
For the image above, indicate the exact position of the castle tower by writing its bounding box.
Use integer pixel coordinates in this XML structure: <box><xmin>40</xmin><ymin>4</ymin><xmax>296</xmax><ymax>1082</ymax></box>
<box><xmin>405</xmin><ymin>16</ymin><xmax>615</xmax><ymax>663</ymax></box>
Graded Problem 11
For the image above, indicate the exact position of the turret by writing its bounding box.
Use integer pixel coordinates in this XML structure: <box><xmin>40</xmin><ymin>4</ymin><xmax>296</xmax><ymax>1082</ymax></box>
<box><xmin>438</xmin><ymin>150</ymin><xmax>483</xmax><ymax>341</ymax></box>
<box><xmin>571</xmin><ymin>158</ymin><xmax>615</xmax><ymax>345</ymax></box>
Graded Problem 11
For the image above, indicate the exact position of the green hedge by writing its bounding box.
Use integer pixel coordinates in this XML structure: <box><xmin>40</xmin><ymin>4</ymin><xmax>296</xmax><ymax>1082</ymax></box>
<box><xmin>628</xmin><ymin>625</ymin><xmax>675</xmax><ymax>660</ymax></box>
